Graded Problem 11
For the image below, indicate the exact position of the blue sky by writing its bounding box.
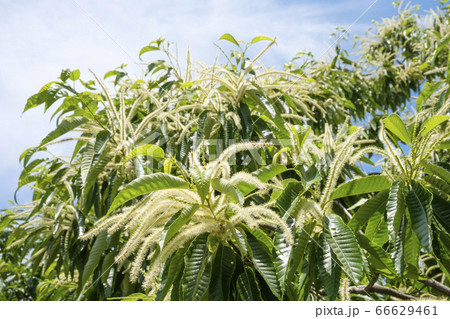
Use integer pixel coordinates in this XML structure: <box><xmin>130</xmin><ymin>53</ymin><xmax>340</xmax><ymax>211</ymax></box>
<box><xmin>0</xmin><ymin>0</ymin><xmax>440</xmax><ymax>209</ymax></box>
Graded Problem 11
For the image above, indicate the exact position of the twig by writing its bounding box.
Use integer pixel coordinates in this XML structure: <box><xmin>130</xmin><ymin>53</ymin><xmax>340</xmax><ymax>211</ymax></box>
<box><xmin>349</xmin><ymin>284</ymin><xmax>416</xmax><ymax>300</ymax></box>
<box><xmin>419</xmin><ymin>279</ymin><xmax>450</xmax><ymax>297</ymax></box>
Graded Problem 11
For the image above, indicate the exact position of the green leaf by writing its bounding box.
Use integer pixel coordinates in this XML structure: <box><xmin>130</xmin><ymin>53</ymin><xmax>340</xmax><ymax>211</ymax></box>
<box><xmin>81</xmin><ymin>140</ymin><xmax>95</xmax><ymax>185</ymax></box>
<box><xmin>211</xmin><ymin>177</ymin><xmax>244</xmax><ymax>205</ymax></box>
<box><xmin>243</xmin><ymin>225</ymin><xmax>274</xmax><ymax>252</ymax></box>
<box><xmin>219</xmin><ymin>33</ymin><xmax>239</xmax><ymax>46</ymax></box>
<box><xmin>60</xmin><ymin>69</ymin><xmax>71</xmax><ymax>82</ymax></box>
<box><xmin>159</xmin><ymin>204</ymin><xmax>200</xmax><ymax>248</ymax></box>
<box><xmin>405</xmin><ymin>182</ymin><xmax>433</xmax><ymax>252</ymax></box>
<box><xmin>254</xmin><ymin>164</ymin><xmax>287</xmax><ymax>182</ymax></box>
<box><xmin>246</xmin><ymin>229</ymin><xmax>282</xmax><ymax>299</ymax></box>
<box><xmin>386</xmin><ymin>181</ymin><xmax>405</xmax><ymax>274</ymax></box>
<box><xmin>416</xmin><ymin>82</ymin><xmax>442</xmax><ymax>112</ymax></box>
<box><xmin>348</xmin><ymin>189</ymin><xmax>389</xmax><ymax>232</ymax></box>
<box><xmin>251</xmin><ymin>36</ymin><xmax>273</xmax><ymax>44</ymax></box>
<box><xmin>421</xmin><ymin>115</ymin><xmax>450</xmax><ymax>137</ymax></box>
<box><xmin>433</xmin><ymin>33</ymin><xmax>450</xmax><ymax>63</ymax></box>
<box><xmin>101</xmin><ymin>251</ymin><xmax>116</xmax><ymax>298</ymax></box>
<box><xmin>424</xmin><ymin>175</ymin><xmax>450</xmax><ymax>197</ymax></box>
<box><xmin>107</xmin><ymin>173</ymin><xmax>189</xmax><ymax>214</ymax></box>
<box><xmin>285</xmin><ymin>222</ymin><xmax>315</xmax><ymax>289</ymax></box>
<box><xmin>237</xmin><ymin>267</ymin><xmax>262</xmax><ymax>301</ymax></box>
<box><xmin>365</xmin><ymin>210</ymin><xmax>389</xmax><ymax>247</ymax></box>
<box><xmin>447</xmin><ymin>50</ymin><xmax>450</xmax><ymax>85</ymax></box>
<box><xmin>437</xmin><ymin>233</ymin><xmax>450</xmax><ymax>279</ymax></box>
<box><xmin>432</xmin><ymin>194</ymin><xmax>450</xmax><ymax>233</ymax></box>
<box><xmin>139</xmin><ymin>45</ymin><xmax>159</xmax><ymax>58</ymax></box>
<box><xmin>382</xmin><ymin>114</ymin><xmax>412</xmax><ymax>145</ymax></box>
<box><xmin>93</xmin><ymin>130</ymin><xmax>110</xmax><ymax>153</ymax></box>
<box><xmin>190</xmin><ymin>168</ymin><xmax>213</xmax><ymax>204</ymax></box>
<box><xmin>39</xmin><ymin>116</ymin><xmax>88</xmax><ymax>147</ymax></box>
<box><xmin>80</xmin><ymin>231</ymin><xmax>108</xmax><ymax>293</ymax></box>
<box><xmin>386</xmin><ymin>181</ymin><xmax>405</xmax><ymax>243</ymax></box>
<box><xmin>156</xmin><ymin>249</ymin><xmax>185</xmax><ymax>301</ymax></box>
<box><xmin>84</xmin><ymin>148</ymin><xmax>113</xmax><ymax>192</ymax></box>
<box><xmin>331</xmin><ymin>175</ymin><xmax>391</xmax><ymax>199</ymax></box>
<box><xmin>182</xmin><ymin>234</ymin><xmax>211</xmax><ymax>301</ymax></box>
<box><xmin>318</xmin><ymin>233</ymin><xmax>341</xmax><ymax>300</ymax></box>
<box><xmin>23</xmin><ymin>82</ymin><xmax>56</xmax><ymax>112</ymax></box>
<box><xmin>391</xmin><ymin>216</ymin><xmax>406</xmax><ymax>277</ymax></box>
<box><xmin>403</xmin><ymin>221</ymin><xmax>420</xmax><ymax>278</ymax></box>
<box><xmin>124</xmin><ymin>144</ymin><xmax>165</xmax><ymax>162</ymax></box>
<box><xmin>238</xmin><ymin>164</ymin><xmax>287</xmax><ymax>196</ymax></box>
<box><xmin>273</xmin><ymin>224</ymin><xmax>292</xmax><ymax>292</ymax></box>
<box><xmin>297</xmin><ymin>165</ymin><xmax>321</xmax><ymax>190</ymax></box>
<box><xmin>276</xmin><ymin>181</ymin><xmax>305</xmax><ymax>217</ymax></box>
<box><xmin>423</xmin><ymin>162</ymin><xmax>450</xmax><ymax>185</ymax></box>
<box><xmin>435</xmin><ymin>140</ymin><xmax>450</xmax><ymax>149</ymax></box>
<box><xmin>104</xmin><ymin>70</ymin><xmax>120</xmax><ymax>79</ymax></box>
<box><xmin>69</xmin><ymin>69</ymin><xmax>80</xmax><ymax>81</ymax></box>
<box><xmin>209</xmin><ymin>245</ymin><xmax>236</xmax><ymax>300</ymax></box>
<box><xmin>324</xmin><ymin>214</ymin><xmax>363</xmax><ymax>283</ymax></box>
<box><xmin>356</xmin><ymin>233</ymin><xmax>397</xmax><ymax>276</ymax></box>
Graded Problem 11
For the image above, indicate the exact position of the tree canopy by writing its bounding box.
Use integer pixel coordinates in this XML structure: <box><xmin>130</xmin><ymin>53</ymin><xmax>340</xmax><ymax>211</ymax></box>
<box><xmin>1</xmin><ymin>2</ymin><xmax>450</xmax><ymax>301</ymax></box>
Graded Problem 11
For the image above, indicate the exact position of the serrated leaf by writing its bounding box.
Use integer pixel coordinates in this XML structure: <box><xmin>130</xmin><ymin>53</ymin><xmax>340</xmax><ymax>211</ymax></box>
<box><xmin>423</xmin><ymin>162</ymin><xmax>450</xmax><ymax>185</ymax></box>
<box><xmin>190</xmin><ymin>167</ymin><xmax>213</xmax><ymax>204</ymax></box>
<box><xmin>251</xmin><ymin>36</ymin><xmax>273</xmax><ymax>44</ymax></box>
<box><xmin>392</xmin><ymin>215</ymin><xmax>406</xmax><ymax>277</ymax></box>
<box><xmin>297</xmin><ymin>165</ymin><xmax>321</xmax><ymax>190</ymax></box>
<box><xmin>40</xmin><ymin>116</ymin><xmax>88</xmax><ymax>147</ymax></box>
<box><xmin>285</xmin><ymin>221</ymin><xmax>314</xmax><ymax>289</ymax></box>
<box><xmin>432</xmin><ymin>194</ymin><xmax>450</xmax><ymax>233</ymax></box>
<box><xmin>433</xmin><ymin>33</ymin><xmax>450</xmax><ymax>63</ymax></box>
<box><xmin>219</xmin><ymin>33</ymin><xmax>239</xmax><ymax>46</ymax></box>
<box><xmin>382</xmin><ymin>114</ymin><xmax>412</xmax><ymax>145</ymax></box>
<box><xmin>324</xmin><ymin>214</ymin><xmax>363</xmax><ymax>283</ymax></box>
<box><xmin>331</xmin><ymin>175</ymin><xmax>391</xmax><ymax>199</ymax></box>
<box><xmin>405</xmin><ymin>182</ymin><xmax>433</xmax><ymax>252</ymax></box>
<box><xmin>424</xmin><ymin>175</ymin><xmax>450</xmax><ymax>196</ymax></box>
<box><xmin>209</xmin><ymin>245</ymin><xmax>236</xmax><ymax>300</ymax></box>
<box><xmin>124</xmin><ymin>144</ymin><xmax>164</xmax><ymax>162</ymax></box>
<box><xmin>273</xmin><ymin>223</ymin><xmax>292</xmax><ymax>292</ymax></box>
<box><xmin>246</xmin><ymin>229</ymin><xmax>282</xmax><ymax>299</ymax></box>
<box><xmin>348</xmin><ymin>190</ymin><xmax>389</xmax><ymax>232</ymax></box>
<box><xmin>421</xmin><ymin>115</ymin><xmax>450</xmax><ymax>137</ymax></box>
<box><xmin>107</xmin><ymin>173</ymin><xmax>189</xmax><ymax>214</ymax></box>
<box><xmin>81</xmin><ymin>140</ymin><xmax>95</xmax><ymax>185</ymax></box>
<box><xmin>237</xmin><ymin>267</ymin><xmax>262</xmax><ymax>301</ymax></box>
<box><xmin>403</xmin><ymin>221</ymin><xmax>420</xmax><ymax>278</ymax></box>
<box><xmin>84</xmin><ymin>148</ymin><xmax>113</xmax><ymax>193</ymax></box>
<box><xmin>318</xmin><ymin>233</ymin><xmax>341</xmax><ymax>300</ymax></box>
<box><xmin>101</xmin><ymin>251</ymin><xmax>116</xmax><ymax>284</ymax></box>
<box><xmin>182</xmin><ymin>234</ymin><xmax>211</xmax><ymax>301</ymax></box>
<box><xmin>80</xmin><ymin>231</ymin><xmax>108</xmax><ymax>292</ymax></box>
<box><xmin>275</xmin><ymin>182</ymin><xmax>306</xmax><ymax>218</ymax></box>
<box><xmin>211</xmin><ymin>177</ymin><xmax>244</xmax><ymax>205</ymax></box>
<box><xmin>69</xmin><ymin>69</ymin><xmax>80</xmax><ymax>81</ymax></box>
<box><xmin>159</xmin><ymin>204</ymin><xmax>200</xmax><ymax>248</ymax></box>
<box><xmin>156</xmin><ymin>250</ymin><xmax>185</xmax><ymax>301</ymax></box>
<box><xmin>356</xmin><ymin>233</ymin><xmax>397</xmax><ymax>276</ymax></box>
<box><xmin>365</xmin><ymin>209</ymin><xmax>389</xmax><ymax>246</ymax></box>
<box><xmin>238</xmin><ymin>164</ymin><xmax>287</xmax><ymax>196</ymax></box>
<box><xmin>386</xmin><ymin>181</ymin><xmax>405</xmax><ymax>243</ymax></box>
<box><xmin>139</xmin><ymin>45</ymin><xmax>159</xmax><ymax>58</ymax></box>
<box><xmin>416</xmin><ymin>82</ymin><xmax>442</xmax><ymax>112</ymax></box>
<box><xmin>435</xmin><ymin>140</ymin><xmax>450</xmax><ymax>150</ymax></box>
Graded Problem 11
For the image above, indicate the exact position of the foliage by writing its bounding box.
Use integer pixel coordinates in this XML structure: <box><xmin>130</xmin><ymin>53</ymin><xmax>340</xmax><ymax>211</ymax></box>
<box><xmin>1</xmin><ymin>1</ymin><xmax>450</xmax><ymax>301</ymax></box>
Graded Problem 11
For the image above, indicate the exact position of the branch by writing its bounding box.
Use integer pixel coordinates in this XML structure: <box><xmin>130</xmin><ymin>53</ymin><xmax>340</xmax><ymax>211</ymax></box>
<box><xmin>419</xmin><ymin>279</ymin><xmax>450</xmax><ymax>297</ymax></box>
<box><xmin>349</xmin><ymin>284</ymin><xmax>416</xmax><ymax>300</ymax></box>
